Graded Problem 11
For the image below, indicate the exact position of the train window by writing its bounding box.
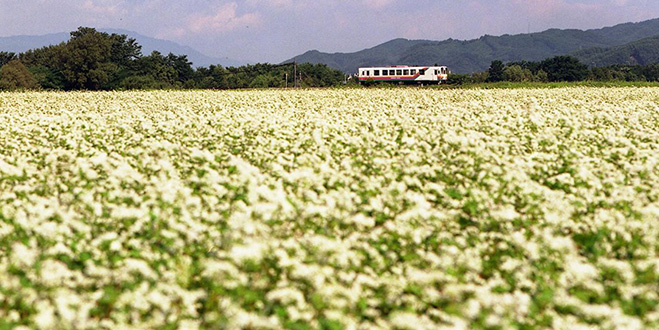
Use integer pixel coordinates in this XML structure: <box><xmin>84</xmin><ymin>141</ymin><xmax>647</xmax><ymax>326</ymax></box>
<box><xmin>403</xmin><ymin>69</ymin><xmax>409</xmax><ymax>75</ymax></box>
<box><xmin>411</xmin><ymin>69</ymin><xmax>416</xmax><ymax>75</ymax></box>
<box><xmin>374</xmin><ymin>70</ymin><xmax>380</xmax><ymax>76</ymax></box>
<box><xmin>396</xmin><ymin>69</ymin><xmax>402</xmax><ymax>75</ymax></box>
<box><xmin>419</xmin><ymin>69</ymin><xmax>426</xmax><ymax>74</ymax></box>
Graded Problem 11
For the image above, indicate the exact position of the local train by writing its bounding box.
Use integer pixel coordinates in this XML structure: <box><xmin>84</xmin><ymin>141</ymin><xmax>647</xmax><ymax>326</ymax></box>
<box><xmin>357</xmin><ymin>65</ymin><xmax>449</xmax><ymax>84</ymax></box>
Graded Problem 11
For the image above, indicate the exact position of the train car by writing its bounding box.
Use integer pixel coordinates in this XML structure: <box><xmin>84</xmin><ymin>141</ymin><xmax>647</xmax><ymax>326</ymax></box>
<box><xmin>357</xmin><ymin>65</ymin><xmax>449</xmax><ymax>84</ymax></box>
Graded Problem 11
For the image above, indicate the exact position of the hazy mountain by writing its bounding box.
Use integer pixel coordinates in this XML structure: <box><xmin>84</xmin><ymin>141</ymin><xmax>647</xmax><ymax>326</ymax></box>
<box><xmin>286</xmin><ymin>18</ymin><xmax>659</xmax><ymax>73</ymax></box>
<box><xmin>0</xmin><ymin>29</ymin><xmax>245</xmax><ymax>68</ymax></box>
<box><xmin>0</xmin><ymin>32</ymin><xmax>69</xmax><ymax>53</ymax></box>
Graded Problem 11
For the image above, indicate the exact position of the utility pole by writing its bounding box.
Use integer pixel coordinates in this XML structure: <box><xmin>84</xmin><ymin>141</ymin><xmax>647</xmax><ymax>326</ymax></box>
<box><xmin>285</xmin><ymin>73</ymin><xmax>288</xmax><ymax>88</ymax></box>
<box><xmin>293</xmin><ymin>58</ymin><xmax>297</xmax><ymax>88</ymax></box>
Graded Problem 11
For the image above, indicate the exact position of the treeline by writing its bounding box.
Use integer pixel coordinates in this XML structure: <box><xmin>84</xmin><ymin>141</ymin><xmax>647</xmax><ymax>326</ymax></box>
<box><xmin>0</xmin><ymin>27</ymin><xmax>346</xmax><ymax>91</ymax></box>
<box><xmin>448</xmin><ymin>56</ymin><xmax>659</xmax><ymax>84</ymax></box>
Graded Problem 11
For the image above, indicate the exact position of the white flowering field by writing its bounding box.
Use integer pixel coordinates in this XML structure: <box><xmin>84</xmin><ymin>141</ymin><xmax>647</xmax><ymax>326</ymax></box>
<box><xmin>0</xmin><ymin>88</ymin><xmax>658</xmax><ymax>330</ymax></box>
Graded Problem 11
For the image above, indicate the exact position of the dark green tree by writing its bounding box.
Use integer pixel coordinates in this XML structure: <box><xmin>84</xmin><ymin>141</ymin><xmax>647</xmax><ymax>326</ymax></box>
<box><xmin>166</xmin><ymin>53</ymin><xmax>194</xmax><ymax>84</ymax></box>
<box><xmin>28</xmin><ymin>66</ymin><xmax>65</xmax><ymax>90</ymax></box>
<box><xmin>60</xmin><ymin>27</ymin><xmax>116</xmax><ymax>89</ymax></box>
<box><xmin>0</xmin><ymin>52</ymin><xmax>17</xmax><ymax>68</ymax></box>
<box><xmin>540</xmin><ymin>56</ymin><xmax>589</xmax><ymax>82</ymax></box>
<box><xmin>194</xmin><ymin>65</ymin><xmax>229</xmax><ymax>89</ymax></box>
<box><xmin>109</xmin><ymin>34</ymin><xmax>142</xmax><ymax>67</ymax></box>
<box><xmin>130</xmin><ymin>51</ymin><xmax>193</xmax><ymax>88</ymax></box>
<box><xmin>19</xmin><ymin>44</ymin><xmax>65</xmax><ymax>68</ymax></box>
<box><xmin>0</xmin><ymin>60</ymin><xmax>38</xmax><ymax>90</ymax></box>
<box><xmin>486</xmin><ymin>60</ymin><xmax>505</xmax><ymax>82</ymax></box>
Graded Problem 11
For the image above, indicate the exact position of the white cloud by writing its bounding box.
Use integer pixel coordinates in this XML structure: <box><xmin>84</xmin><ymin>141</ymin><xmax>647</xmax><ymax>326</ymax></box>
<box><xmin>184</xmin><ymin>2</ymin><xmax>261</xmax><ymax>34</ymax></box>
<box><xmin>362</xmin><ymin>0</ymin><xmax>394</xmax><ymax>9</ymax></box>
<box><xmin>611</xmin><ymin>0</ymin><xmax>631</xmax><ymax>6</ymax></box>
<box><xmin>82</xmin><ymin>0</ymin><xmax>123</xmax><ymax>15</ymax></box>
<box><xmin>245</xmin><ymin>0</ymin><xmax>295</xmax><ymax>8</ymax></box>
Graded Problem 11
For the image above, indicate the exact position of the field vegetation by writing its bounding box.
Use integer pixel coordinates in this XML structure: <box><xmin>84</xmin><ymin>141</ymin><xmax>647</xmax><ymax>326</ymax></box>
<box><xmin>0</xmin><ymin>88</ymin><xmax>658</xmax><ymax>329</ymax></box>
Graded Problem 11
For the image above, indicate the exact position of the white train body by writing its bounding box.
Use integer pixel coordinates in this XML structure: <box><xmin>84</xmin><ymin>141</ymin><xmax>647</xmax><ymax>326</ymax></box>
<box><xmin>358</xmin><ymin>65</ymin><xmax>449</xmax><ymax>84</ymax></box>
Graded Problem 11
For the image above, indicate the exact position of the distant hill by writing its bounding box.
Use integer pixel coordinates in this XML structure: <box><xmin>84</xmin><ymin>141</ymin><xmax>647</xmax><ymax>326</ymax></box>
<box><xmin>0</xmin><ymin>29</ymin><xmax>245</xmax><ymax>68</ymax></box>
<box><xmin>573</xmin><ymin>36</ymin><xmax>659</xmax><ymax>67</ymax></box>
<box><xmin>286</xmin><ymin>18</ymin><xmax>659</xmax><ymax>73</ymax></box>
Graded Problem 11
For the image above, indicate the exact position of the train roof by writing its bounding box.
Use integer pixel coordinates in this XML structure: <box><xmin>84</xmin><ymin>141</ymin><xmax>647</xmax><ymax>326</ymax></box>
<box><xmin>358</xmin><ymin>65</ymin><xmax>447</xmax><ymax>69</ymax></box>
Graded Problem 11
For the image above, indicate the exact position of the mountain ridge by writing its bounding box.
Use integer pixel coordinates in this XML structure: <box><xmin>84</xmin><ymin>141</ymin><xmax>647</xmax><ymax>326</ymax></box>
<box><xmin>0</xmin><ymin>29</ymin><xmax>245</xmax><ymax>68</ymax></box>
<box><xmin>286</xmin><ymin>18</ymin><xmax>659</xmax><ymax>73</ymax></box>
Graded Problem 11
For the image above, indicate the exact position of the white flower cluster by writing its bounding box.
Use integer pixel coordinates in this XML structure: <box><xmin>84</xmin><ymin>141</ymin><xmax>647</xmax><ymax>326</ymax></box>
<box><xmin>0</xmin><ymin>87</ymin><xmax>658</xmax><ymax>329</ymax></box>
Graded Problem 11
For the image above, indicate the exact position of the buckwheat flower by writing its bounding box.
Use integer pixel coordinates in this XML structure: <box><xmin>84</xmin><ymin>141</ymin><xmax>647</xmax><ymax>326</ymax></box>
<box><xmin>34</xmin><ymin>301</ymin><xmax>56</xmax><ymax>330</ymax></box>
<box><xmin>464</xmin><ymin>299</ymin><xmax>481</xmax><ymax>319</ymax></box>
<box><xmin>11</xmin><ymin>242</ymin><xmax>37</xmax><ymax>268</ymax></box>
<box><xmin>561</xmin><ymin>258</ymin><xmax>599</xmax><ymax>286</ymax></box>
<box><xmin>229</xmin><ymin>241</ymin><xmax>267</xmax><ymax>263</ymax></box>
<box><xmin>491</xmin><ymin>205</ymin><xmax>519</xmax><ymax>221</ymax></box>
<box><xmin>177</xmin><ymin>319</ymin><xmax>200</xmax><ymax>330</ymax></box>
<box><xmin>123</xmin><ymin>258</ymin><xmax>157</xmax><ymax>280</ymax></box>
<box><xmin>266</xmin><ymin>287</ymin><xmax>307</xmax><ymax>310</ymax></box>
<box><xmin>389</xmin><ymin>311</ymin><xmax>436</xmax><ymax>330</ymax></box>
<box><xmin>347</xmin><ymin>213</ymin><xmax>375</xmax><ymax>228</ymax></box>
<box><xmin>0</xmin><ymin>158</ymin><xmax>22</xmax><ymax>176</ymax></box>
<box><xmin>39</xmin><ymin>259</ymin><xmax>73</xmax><ymax>287</ymax></box>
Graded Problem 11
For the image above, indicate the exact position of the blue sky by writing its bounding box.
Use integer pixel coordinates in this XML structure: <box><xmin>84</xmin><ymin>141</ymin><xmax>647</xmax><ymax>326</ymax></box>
<box><xmin>1</xmin><ymin>0</ymin><xmax>658</xmax><ymax>63</ymax></box>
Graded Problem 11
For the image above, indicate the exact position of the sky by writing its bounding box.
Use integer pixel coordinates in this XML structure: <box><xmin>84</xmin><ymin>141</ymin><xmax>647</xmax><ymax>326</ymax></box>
<box><xmin>1</xmin><ymin>0</ymin><xmax>659</xmax><ymax>63</ymax></box>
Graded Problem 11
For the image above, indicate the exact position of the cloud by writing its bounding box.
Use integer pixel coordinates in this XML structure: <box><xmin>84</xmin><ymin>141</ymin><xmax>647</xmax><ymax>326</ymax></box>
<box><xmin>362</xmin><ymin>0</ymin><xmax>394</xmax><ymax>9</ymax></box>
<box><xmin>82</xmin><ymin>0</ymin><xmax>123</xmax><ymax>15</ymax></box>
<box><xmin>181</xmin><ymin>2</ymin><xmax>261</xmax><ymax>35</ymax></box>
<box><xmin>245</xmin><ymin>0</ymin><xmax>295</xmax><ymax>8</ymax></box>
<box><xmin>611</xmin><ymin>0</ymin><xmax>631</xmax><ymax>6</ymax></box>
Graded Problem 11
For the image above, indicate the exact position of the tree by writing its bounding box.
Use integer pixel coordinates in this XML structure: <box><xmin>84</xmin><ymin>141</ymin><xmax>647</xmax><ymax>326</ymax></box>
<box><xmin>60</xmin><ymin>27</ymin><xmax>116</xmax><ymax>89</ymax></box>
<box><xmin>588</xmin><ymin>67</ymin><xmax>614</xmax><ymax>81</ymax></box>
<box><xmin>471</xmin><ymin>71</ymin><xmax>488</xmax><ymax>83</ymax></box>
<box><xmin>249</xmin><ymin>74</ymin><xmax>275</xmax><ymax>88</ymax></box>
<box><xmin>0</xmin><ymin>60</ymin><xmax>38</xmax><ymax>90</ymax></box>
<box><xmin>503</xmin><ymin>65</ymin><xmax>524</xmax><ymax>82</ymax></box>
<box><xmin>0</xmin><ymin>52</ymin><xmax>16</xmax><ymax>68</ymax></box>
<box><xmin>447</xmin><ymin>73</ymin><xmax>470</xmax><ymax>85</ymax></box>
<box><xmin>195</xmin><ymin>65</ymin><xmax>229</xmax><ymax>89</ymax></box>
<box><xmin>534</xmin><ymin>69</ymin><xmax>549</xmax><ymax>82</ymax></box>
<box><xmin>540</xmin><ymin>56</ymin><xmax>588</xmax><ymax>82</ymax></box>
<box><xmin>109</xmin><ymin>34</ymin><xmax>142</xmax><ymax>67</ymax></box>
<box><xmin>119</xmin><ymin>75</ymin><xmax>162</xmax><ymax>90</ymax></box>
<box><xmin>141</xmin><ymin>51</ymin><xmax>175</xmax><ymax>86</ymax></box>
<box><xmin>504</xmin><ymin>65</ymin><xmax>533</xmax><ymax>82</ymax></box>
<box><xmin>28</xmin><ymin>66</ymin><xmax>65</xmax><ymax>90</ymax></box>
<box><xmin>166</xmin><ymin>53</ymin><xmax>194</xmax><ymax>84</ymax></box>
<box><xmin>486</xmin><ymin>60</ymin><xmax>504</xmax><ymax>82</ymax></box>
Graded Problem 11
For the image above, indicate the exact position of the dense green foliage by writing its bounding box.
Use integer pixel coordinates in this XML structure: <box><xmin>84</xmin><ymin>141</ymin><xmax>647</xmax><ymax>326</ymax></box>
<box><xmin>1</xmin><ymin>27</ymin><xmax>346</xmax><ymax>91</ymax></box>
<box><xmin>0</xmin><ymin>60</ymin><xmax>38</xmax><ymax>90</ymax></box>
<box><xmin>4</xmin><ymin>24</ymin><xmax>659</xmax><ymax>91</ymax></box>
<box><xmin>0</xmin><ymin>51</ymin><xmax>16</xmax><ymax>68</ymax></box>
<box><xmin>288</xmin><ymin>18</ymin><xmax>659</xmax><ymax>73</ymax></box>
<box><xmin>574</xmin><ymin>36</ymin><xmax>659</xmax><ymax>67</ymax></box>
<box><xmin>486</xmin><ymin>60</ymin><xmax>505</xmax><ymax>82</ymax></box>
<box><xmin>446</xmin><ymin>56</ymin><xmax>659</xmax><ymax>85</ymax></box>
